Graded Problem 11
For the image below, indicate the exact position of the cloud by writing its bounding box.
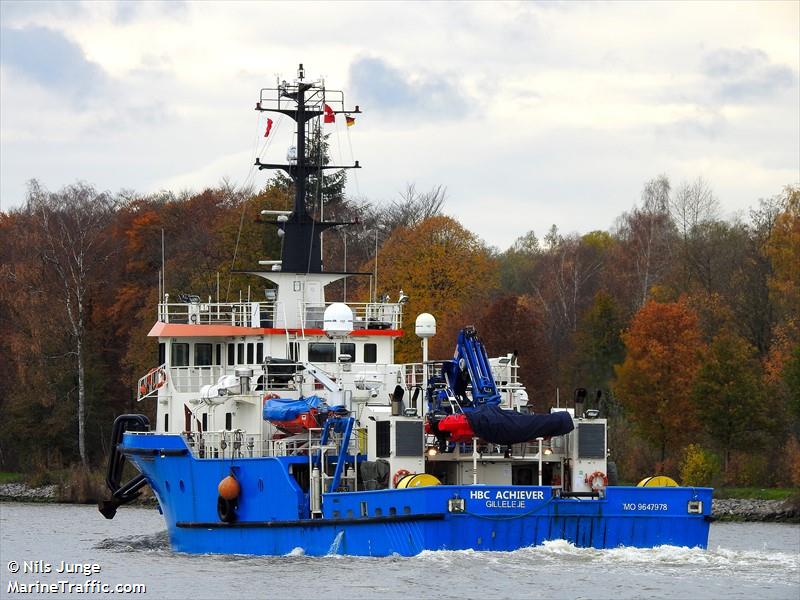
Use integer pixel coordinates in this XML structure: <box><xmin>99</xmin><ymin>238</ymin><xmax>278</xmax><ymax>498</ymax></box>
<box><xmin>0</xmin><ymin>1</ymin><xmax>86</xmax><ymax>21</ymax></box>
<box><xmin>112</xmin><ymin>0</ymin><xmax>188</xmax><ymax>25</ymax></box>
<box><xmin>702</xmin><ymin>47</ymin><xmax>795</xmax><ymax>102</ymax></box>
<box><xmin>348</xmin><ymin>56</ymin><xmax>470</xmax><ymax>119</ymax></box>
<box><xmin>1</xmin><ymin>3</ymin><xmax>797</xmax><ymax>249</ymax></box>
<box><xmin>0</xmin><ymin>25</ymin><xmax>108</xmax><ymax>106</ymax></box>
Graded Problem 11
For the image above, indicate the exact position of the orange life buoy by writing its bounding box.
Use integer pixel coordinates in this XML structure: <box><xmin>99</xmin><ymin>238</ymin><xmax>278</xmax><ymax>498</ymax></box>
<box><xmin>585</xmin><ymin>470</ymin><xmax>608</xmax><ymax>491</ymax></box>
<box><xmin>154</xmin><ymin>367</ymin><xmax>167</xmax><ymax>389</ymax></box>
<box><xmin>393</xmin><ymin>469</ymin><xmax>412</xmax><ymax>488</ymax></box>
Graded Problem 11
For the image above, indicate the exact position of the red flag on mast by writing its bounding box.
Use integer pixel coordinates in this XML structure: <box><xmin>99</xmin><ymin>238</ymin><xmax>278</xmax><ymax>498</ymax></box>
<box><xmin>264</xmin><ymin>118</ymin><xmax>274</xmax><ymax>138</ymax></box>
<box><xmin>324</xmin><ymin>104</ymin><xmax>335</xmax><ymax>123</ymax></box>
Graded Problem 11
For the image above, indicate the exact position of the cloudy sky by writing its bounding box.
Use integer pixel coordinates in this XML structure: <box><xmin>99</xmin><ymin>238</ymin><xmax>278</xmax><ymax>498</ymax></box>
<box><xmin>1</xmin><ymin>1</ymin><xmax>798</xmax><ymax>248</ymax></box>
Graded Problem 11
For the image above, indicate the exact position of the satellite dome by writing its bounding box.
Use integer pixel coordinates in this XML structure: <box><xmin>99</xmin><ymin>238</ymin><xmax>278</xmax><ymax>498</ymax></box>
<box><xmin>323</xmin><ymin>303</ymin><xmax>354</xmax><ymax>337</ymax></box>
<box><xmin>415</xmin><ymin>313</ymin><xmax>437</xmax><ymax>338</ymax></box>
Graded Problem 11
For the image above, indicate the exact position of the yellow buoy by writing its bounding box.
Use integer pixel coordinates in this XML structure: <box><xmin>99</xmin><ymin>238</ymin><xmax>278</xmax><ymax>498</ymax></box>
<box><xmin>218</xmin><ymin>475</ymin><xmax>240</xmax><ymax>500</ymax></box>
<box><xmin>637</xmin><ymin>476</ymin><xmax>678</xmax><ymax>487</ymax></box>
<box><xmin>395</xmin><ymin>473</ymin><xmax>441</xmax><ymax>489</ymax></box>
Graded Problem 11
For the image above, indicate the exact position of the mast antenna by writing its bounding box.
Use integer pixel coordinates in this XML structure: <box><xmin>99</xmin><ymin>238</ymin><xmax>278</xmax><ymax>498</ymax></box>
<box><xmin>253</xmin><ymin>66</ymin><xmax>361</xmax><ymax>274</ymax></box>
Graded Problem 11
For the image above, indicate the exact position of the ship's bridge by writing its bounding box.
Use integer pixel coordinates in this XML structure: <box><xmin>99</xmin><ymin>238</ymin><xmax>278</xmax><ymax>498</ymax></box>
<box><xmin>154</xmin><ymin>297</ymin><xmax>403</xmax><ymax>332</ymax></box>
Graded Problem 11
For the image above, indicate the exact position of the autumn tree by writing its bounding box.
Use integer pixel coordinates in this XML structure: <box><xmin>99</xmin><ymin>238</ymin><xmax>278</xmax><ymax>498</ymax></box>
<box><xmin>765</xmin><ymin>186</ymin><xmax>800</xmax><ymax>329</ymax></box>
<box><xmin>572</xmin><ymin>290</ymin><xmax>625</xmax><ymax>397</ymax></box>
<box><xmin>669</xmin><ymin>177</ymin><xmax>719</xmax><ymax>290</ymax></box>
<box><xmin>369</xmin><ymin>215</ymin><xmax>496</xmax><ymax>362</ymax></box>
<box><xmin>329</xmin><ymin>183</ymin><xmax>447</xmax><ymax>275</ymax></box>
<box><xmin>475</xmin><ymin>295</ymin><xmax>551</xmax><ymax>406</ymax></box>
<box><xmin>498</xmin><ymin>231</ymin><xmax>541</xmax><ymax>294</ymax></box>
<box><xmin>528</xmin><ymin>230</ymin><xmax>612</xmax><ymax>395</ymax></box>
<box><xmin>0</xmin><ymin>210</ymin><xmax>77</xmax><ymax>469</ymax></box>
<box><xmin>692</xmin><ymin>330</ymin><xmax>766</xmax><ymax>472</ymax></box>
<box><xmin>764</xmin><ymin>186</ymin><xmax>800</xmax><ymax>421</ymax></box>
<box><xmin>27</xmin><ymin>181</ymin><xmax>117</xmax><ymax>466</ymax></box>
<box><xmin>615</xmin><ymin>175</ymin><xmax>675</xmax><ymax>309</ymax></box>
<box><xmin>614</xmin><ymin>299</ymin><xmax>704</xmax><ymax>462</ymax></box>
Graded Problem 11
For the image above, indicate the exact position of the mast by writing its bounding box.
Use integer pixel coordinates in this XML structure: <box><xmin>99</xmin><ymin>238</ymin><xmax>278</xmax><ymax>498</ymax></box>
<box><xmin>254</xmin><ymin>64</ymin><xmax>361</xmax><ymax>274</ymax></box>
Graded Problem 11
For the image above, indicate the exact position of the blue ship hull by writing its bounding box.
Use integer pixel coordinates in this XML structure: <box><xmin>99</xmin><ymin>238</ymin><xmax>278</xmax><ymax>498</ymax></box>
<box><xmin>122</xmin><ymin>433</ymin><xmax>712</xmax><ymax>556</ymax></box>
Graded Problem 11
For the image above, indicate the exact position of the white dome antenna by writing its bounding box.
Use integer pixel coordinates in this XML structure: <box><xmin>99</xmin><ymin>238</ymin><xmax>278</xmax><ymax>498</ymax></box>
<box><xmin>415</xmin><ymin>313</ymin><xmax>436</xmax><ymax>421</ymax></box>
<box><xmin>415</xmin><ymin>313</ymin><xmax>436</xmax><ymax>339</ymax></box>
<box><xmin>323</xmin><ymin>303</ymin><xmax>354</xmax><ymax>338</ymax></box>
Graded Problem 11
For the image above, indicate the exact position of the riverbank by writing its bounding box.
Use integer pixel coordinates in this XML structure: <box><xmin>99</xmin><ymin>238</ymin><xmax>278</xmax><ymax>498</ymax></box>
<box><xmin>1</xmin><ymin>482</ymin><xmax>797</xmax><ymax>522</ymax></box>
<box><xmin>712</xmin><ymin>497</ymin><xmax>799</xmax><ymax>523</ymax></box>
<box><xmin>0</xmin><ymin>481</ymin><xmax>157</xmax><ymax>507</ymax></box>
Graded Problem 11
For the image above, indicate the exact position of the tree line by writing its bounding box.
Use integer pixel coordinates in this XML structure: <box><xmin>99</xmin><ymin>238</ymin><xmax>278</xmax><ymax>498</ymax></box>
<box><xmin>0</xmin><ymin>174</ymin><xmax>797</xmax><ymax>487</ymax></box>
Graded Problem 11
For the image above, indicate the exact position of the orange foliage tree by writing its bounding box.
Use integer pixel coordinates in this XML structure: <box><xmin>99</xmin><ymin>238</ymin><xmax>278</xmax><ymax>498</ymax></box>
<box><xmin>368</xmin><ymin>215</ymin><xmax>496</xmax><ymax>362</ymax></box>
<box><xmin>765</xmin><ymin>186</ymin><xmax>799</xmax><ymax>319</ymax></box>
<box><xmin>614</xmin><ymin>299</ymin><xmax>704</xmax><ymax>462</ymax></box>
<box><xmin>764</xmin><ymin>186</ymin><xmax>800</xmax><ymax>420</ymax></box>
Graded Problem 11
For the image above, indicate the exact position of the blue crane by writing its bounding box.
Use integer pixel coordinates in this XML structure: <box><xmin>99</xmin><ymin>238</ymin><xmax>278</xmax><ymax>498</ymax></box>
<box><xmin>431</xmin><ymin>326</ymin><xmax>501</xmax><ymax>413</ymax></box>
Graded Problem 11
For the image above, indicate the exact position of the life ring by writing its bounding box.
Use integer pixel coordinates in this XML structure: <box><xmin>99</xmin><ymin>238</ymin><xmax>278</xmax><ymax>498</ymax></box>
<box><xmin>141</xmin><ymin>367</ymin><xmax>166</xmax><ymax>394</ymax></box>
<box><xmin>585</xmin><ymin>470</ymin><xmax>608</xmax><ymax>491</ymax></box>
<box><xmin>154</xmin><ymin>367</ymin><xmax>167</xmax><ymax>389</ymax></box>
<box><xmin>392</xmin><ymin>469</ymin><xmax>412</xmax><ymax>488</ymax></box>
<box><xmin>217</xmin><ymin>495</ymin><xmax>238</xmax><ymax>523</ymax></box>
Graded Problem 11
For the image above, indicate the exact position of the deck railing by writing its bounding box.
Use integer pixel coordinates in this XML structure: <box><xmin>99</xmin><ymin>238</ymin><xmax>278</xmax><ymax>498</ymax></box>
<box><xmin>181</xmin><ymin>427</ymin><xmax>366</xmax><ymax>460</ymax></box>
<box><xmin>401</xmin><ymin>360</ymin><xmax>524</xmax><ymax>410</ymax></box>
<box><xmin>298</xmin><ymin>301</ymin><xmax>403</xmax><ymax>330</ymax></box>
<box><xmin>157</xmin><ymin>299</ymin><xmax>403</xmax><ymax>330</ymax></box>
<box><xmin>158</xmin><ymin>300</ymin><xmax>280</xmax><ymax>328</ymax></box>
<box><xmin>168</xmin><ymin>366</ymin><xmax>226</xmax><ymax>393</ymax></box>
<box><xmin>137</xmin><ymin>363</ymin><xmax>167</xmax><ymax>401</ymax></box>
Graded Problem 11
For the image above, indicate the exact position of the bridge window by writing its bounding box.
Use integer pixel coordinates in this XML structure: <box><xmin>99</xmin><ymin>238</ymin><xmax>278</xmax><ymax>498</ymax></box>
<box><xmin>171</xmin><ymin>343</ymin><xmax>189</xmax><ymax>367</ymax></box>
<box><xmin>215</xmin><ymin>344</ymin><xmax>222</xmax><ymax>366</ymax></box>
<box><xmin>256</xmin><ymin>342</ymin><xmax>264</xmax><ymax>364</ymax></box>
<box><xmin>158</xmin><ymin>343</ymin><xmax>166</xmax><ymax>365</ymax></box>
<box><xmin>340</xmin><ymin>342</ymin><xmax>355</xmax><ymax>362</ymax></box>
<box><xmin>376</xmin><ymin>421</ymin><xmax>390</xmax><ymax>457</ymax></box>
<box><xmin>237</xmin><ymin>343</ymin><xmax>244</xmax><ymax>364</ymax></box>
<box><xmin>201</xmin><ymin>413</ymin><xmax>207</xmax><ymax>432</ymax></box>
<box><xmin>309</xmin><ymin>342</ymin><xmax>336</xmax><ymax>362</ymax></box>
<box><xmin>195</xmin><ymin>343</ymin><xmax>213</xmax><ymax>366</ymax></box>
<box><xmin>225</xmin><ymin>412</ymin><xmax>232</xmax><ymax>430</ymax></box>
<box><xmin>227</xmin><ymin>344</ymin><xmax>235</xmax><ymax>366</ymax></box>
<box><xmin>364</xmin><ymin>343</ymin><xmax>377</xmax><ymax>363</ymax></box>
<box><xmin>247</xmin><ymin>343</ymin><xmax>254</xmax><ymax>364</ymax></box>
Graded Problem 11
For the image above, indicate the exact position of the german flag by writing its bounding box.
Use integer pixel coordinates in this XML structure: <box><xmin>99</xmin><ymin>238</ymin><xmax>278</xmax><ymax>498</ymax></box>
<box><xmin>345</xmin><ymin>115</ymin><xmax>355</xmax><ymax>127</ymax></box>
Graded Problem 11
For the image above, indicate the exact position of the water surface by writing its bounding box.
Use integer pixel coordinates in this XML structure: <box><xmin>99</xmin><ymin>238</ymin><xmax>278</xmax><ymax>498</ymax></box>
<box><xmin>1</xmin><ymin>503</ymin><xmax>797</xmax><ymax>599</ymax></box>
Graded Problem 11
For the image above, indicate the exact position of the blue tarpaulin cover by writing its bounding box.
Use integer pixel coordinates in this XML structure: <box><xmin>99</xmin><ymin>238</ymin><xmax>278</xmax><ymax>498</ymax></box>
<box><xmin>263</xmin><ymin>395</ymin><xmax>326</xmax><ymax>421</ymax></box>
<box><xmin>465</xmin><ymin>405</ymin><xmax>574</xmax><ymax>445</ymax></box>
